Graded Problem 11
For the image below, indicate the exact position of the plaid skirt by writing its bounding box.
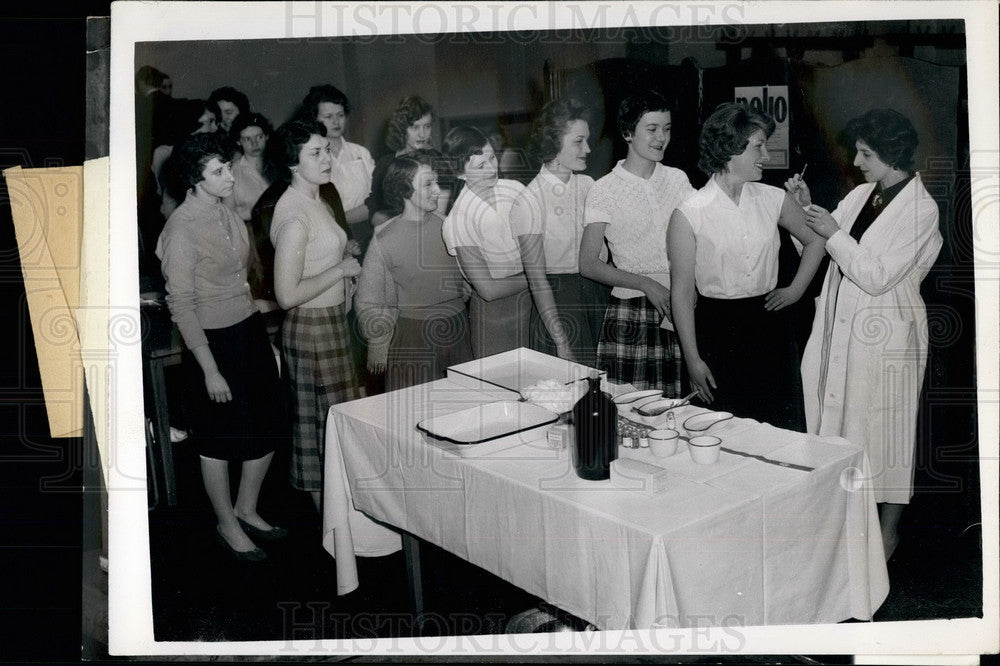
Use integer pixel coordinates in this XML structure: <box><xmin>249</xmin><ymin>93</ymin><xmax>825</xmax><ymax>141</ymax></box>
<box><xmin>596</xmin><ymin>296</ymin><xmax>682</xmax><ymax>395</ymax></box>
<box><xmin>281</xmin><ymin>304</ymin><xmax>364</xmax><ymax>491</ymax></box>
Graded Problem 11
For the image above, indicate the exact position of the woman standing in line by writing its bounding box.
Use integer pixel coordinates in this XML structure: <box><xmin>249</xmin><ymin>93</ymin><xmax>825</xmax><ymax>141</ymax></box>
<box><xmin>356</xmin><ymin>151</ymin><xmax>473</xmax><ymax>389</ymax></box>
<box><xmin>270</xmin><ymin>120</ymin><xmax>364</xmax><ymax>511</ymax></box>
<box><xmin>579</xmin><ymin>90</ymin><xmax>695</xmax><ymax>392</ymax></box>
<box><xmin>156</xmin><ymin>132</ymin><xmax>286</xmax><ymax>561</ymax></box>
<box><xmin>669</xmin><ymin>102</ymin><xmax>825</xmax><ymax>431</ymax></box>
<box><xmin>299</xmin><ymin>84</ymin><xmax>376</xmax><ymax>252</ymax></box>
<box><xmin>442</xmin><ymin>126</ymin><xmax>531</xmax><ymax>358</ymax></box>
<box><xmin>366</xmin><ymin>96</ymin><xmax>443</xmax><ymax>241</ymax></box>
<box><xmin>510</xmin><ymin>98</ymin><xmax>609</xmax><ymax>366</ymax></box>
<box><xmin>786</xmin><ymin>108</ymin><xmax>942</xmax><ymax>558</ymax></box>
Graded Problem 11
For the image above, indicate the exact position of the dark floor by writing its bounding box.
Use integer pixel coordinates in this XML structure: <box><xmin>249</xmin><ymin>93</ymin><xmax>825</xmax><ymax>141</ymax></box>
<box><xmin>120</xmin><ymin>432</ymin><xmax>985</xmax><ymax>648</ymax></box>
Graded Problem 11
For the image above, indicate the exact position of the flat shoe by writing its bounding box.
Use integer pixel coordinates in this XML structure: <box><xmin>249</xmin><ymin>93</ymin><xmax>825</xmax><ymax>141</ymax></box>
<box><xmin>237</xmin><ymin>517</ymin><xmax>289</xmax><ymax>541</ymax></box>
<box><xmin>215</xmin><ymin>528</ymin><xmax>267</xmax><ymax>562</ymax></box>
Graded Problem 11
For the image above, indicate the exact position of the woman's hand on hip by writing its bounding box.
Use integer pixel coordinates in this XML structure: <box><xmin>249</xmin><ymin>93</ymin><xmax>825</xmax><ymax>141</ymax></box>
<box><xmin>204</xmin><ymin>370</ymin><xmax>232</xmax><ymax>403</ymax></box>
<box><xmin>803</xmin><ymin>204</ymin><xmax>839</xmax><ymax>239</ymax></box>
<box><xmin>686</xmin><ymin>358</ymin><xmax>716</xmax><ymax>403</ymax></box>
<box><xmin>764</xmin><ymin>285</ymin><xmax>804</xmax><ymax>311</ymax></box>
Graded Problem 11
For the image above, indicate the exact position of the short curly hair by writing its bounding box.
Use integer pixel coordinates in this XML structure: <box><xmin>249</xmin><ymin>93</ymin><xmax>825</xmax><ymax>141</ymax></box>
<box><xmin>382</xmin><ymin>150</ymin><xmax>439</xmax><ymax>216</ymax></box>
<box><xmin>617</xmin><ymin>90</ymin><xmax>674</xmax><ymax>141</ymax></box>
<box><xmin>697</xmin><ymin>102</ymin><xmax>776</xmax><ymax>176</ymax></box>
<box><xmin>169</xmin><ymin>131</ymin><xmax>235</xmax><ymax>193</ymax></box>
<box><xmin>299</xmin><ymin>84</ymin><xmax>352</xmax><ymax>122</ymax></box>
<box><xmin>268</xmin><ymin>120</ymin><xmax>327</xmax><ymax>184</ymax></box>
<box><xmin>843</xmin><ymin>108</ymin><xmax>918</xmax><ymax>172</ymax></box>
<box><xmin>527</xmin><ymin>98</ymin><xmax>591</xmax><ymax>165</ymax></box>
<box><xmin>385</xmin><ymin>96</ymin><xmax>435</xmax><ymax>152</ymax></box>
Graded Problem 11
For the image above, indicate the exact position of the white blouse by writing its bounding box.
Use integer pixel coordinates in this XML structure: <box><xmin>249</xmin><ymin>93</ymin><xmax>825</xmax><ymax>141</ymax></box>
<box><xmin>442</xmin><ymin>179</ymin><xmax>526</xmax><ymax>279</ymax></box>
<box><xmin>584</xmin><ymin>161</ymin><xmax>694</xmax><ymax>298</ymax></box>
<box><xmin>675</xmin><ymin>175</ymin><xmax>784</xmax><ymax>299</ymax></box>
<box><xmin>329</xmin><ymin>140</ymin><xmax>375</xmax><ymax>211</ymax></box>
<box><xmin>508</xmin><ymin>166</ymin><xmax>593</xmax><ymax>274</ymax></box>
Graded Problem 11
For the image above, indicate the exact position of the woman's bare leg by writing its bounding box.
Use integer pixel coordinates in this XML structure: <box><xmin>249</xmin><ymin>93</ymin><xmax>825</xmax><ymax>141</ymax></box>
<box><xmin>234</xmin><ymin>451</ymin><xmax>275</xmax><ymax>530</ymax></box>
<box><xmin>201</xmin><ymin>455</ymin><xmax>256</xmax><ymax>552</ymax></box>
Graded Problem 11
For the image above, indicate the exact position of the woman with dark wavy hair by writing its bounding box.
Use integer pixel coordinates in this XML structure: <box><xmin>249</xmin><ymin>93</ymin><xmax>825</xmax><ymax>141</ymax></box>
<box><xmin>356</xmin><ymin>150</ymin><xmax>471</xmax><ymax>390</ymax></box>
<box><xmin>510</xmin><ymin>97</ymin><xmax>608</xmax><ymax>366</ymax></box>
<box><xmin>442</xmin><ymin>125</ymin><xmax>531</xmax><ymax>357</ymax></box>
<box><xmin>155</xmin><ymin>131</ymin><xmax>287</xmax><ymax>561</ymax></box>
<box><xmin>365</xmin><ymin>96</ymin><xmax>445</xmax><ymax>242</ymax></box>
<box><xmin>785</xmin><ymin>108</ymin><xmax>942</xmax><ymax>559</ymax></box>
<box><xmin>669</xmin><ymin>102</ymin><xmax>825</xmax><ymax>430</ymax></box>
<box><xmin>270</xmin><ymin>120</ymin><xmax>364</xmax><ymax>511</ymax></box>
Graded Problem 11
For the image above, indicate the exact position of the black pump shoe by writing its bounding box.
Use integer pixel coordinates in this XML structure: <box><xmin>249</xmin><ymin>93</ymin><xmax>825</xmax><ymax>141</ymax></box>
<box><xmin>215</xmin><ymin>527</ymin><xmax>267</xmax><ymax>562</ymax></box>
<box><xmin>237</xmin><ymin>517</ymin><xmax>289</xmax><ymax>541</ymax></box>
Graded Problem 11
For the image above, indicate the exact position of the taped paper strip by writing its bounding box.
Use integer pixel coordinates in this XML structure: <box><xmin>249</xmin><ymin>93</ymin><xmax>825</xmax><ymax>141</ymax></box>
<box><xmin>5</xmin><ymin>165</ymin><xmax>86</xmax><ymax>438</ymax></box>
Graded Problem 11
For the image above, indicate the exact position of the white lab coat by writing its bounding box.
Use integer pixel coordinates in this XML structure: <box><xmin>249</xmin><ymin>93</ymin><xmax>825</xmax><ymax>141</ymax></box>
<box><xmin>801</xmin><ymin>174</ymin><xmax>942</xmax><ymax>504</ymax></box>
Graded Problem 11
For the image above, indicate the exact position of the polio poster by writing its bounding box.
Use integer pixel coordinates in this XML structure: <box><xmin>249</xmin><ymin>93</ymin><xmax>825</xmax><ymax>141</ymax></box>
<box><xmin>734</xmin><ymin>85</ymin><xmax>790</xmax><ymax>169</ymax></box>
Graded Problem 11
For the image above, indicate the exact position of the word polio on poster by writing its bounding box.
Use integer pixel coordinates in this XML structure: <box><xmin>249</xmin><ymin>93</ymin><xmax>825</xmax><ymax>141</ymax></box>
<box><xmin>734</xmin><ymin>85</ymin><xmax>790</xmax><ymax>169</ymax></box>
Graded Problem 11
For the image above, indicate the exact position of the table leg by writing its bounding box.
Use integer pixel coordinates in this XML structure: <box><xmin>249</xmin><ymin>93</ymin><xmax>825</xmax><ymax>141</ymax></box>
<box><xmin>145</xmin><ymin>357</ymin><xmax>177</xmax><ymax>507</ymax></box>
<box><xmin>401</xmin><ymin>533</ymin><xmax>425</xmax><ymax>632</ymax></box>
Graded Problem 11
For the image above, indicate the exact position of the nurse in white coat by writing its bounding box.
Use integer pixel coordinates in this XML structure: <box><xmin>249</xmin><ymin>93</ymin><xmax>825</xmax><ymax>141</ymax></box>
<box><xmin>785</xmin><ymin>109</ymin><xmax>942</xmax><ymax>560</ymax></box>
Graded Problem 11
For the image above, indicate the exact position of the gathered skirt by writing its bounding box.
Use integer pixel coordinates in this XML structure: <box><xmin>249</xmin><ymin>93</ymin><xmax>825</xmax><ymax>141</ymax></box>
<box><xmin>693</xmin><ymin>294</ymin><xmax>805</xmax><ymax>432</ymax></box>
<box><xmin>386</xmin><ymin>310</ymin><xmax>474</xmax><ymax>391</ymax></box>
<box><xmin>183</xmin><ymin>312</ymin><xmax>285</xmax><ymax>461</ymax></box>
<box><xmin>596</xmin><ymin>296</ymin><xmax>682</xmax><ymax>395</ymax></box>
<box><xmin>528</xmin><ymin>272</ymin><xmax>609</xmax><ymax>369</ymax></box>
<box><xmin>281</xmin><ymin>304</ymin><xmax>364</xmax><ymax>491</ymax></box>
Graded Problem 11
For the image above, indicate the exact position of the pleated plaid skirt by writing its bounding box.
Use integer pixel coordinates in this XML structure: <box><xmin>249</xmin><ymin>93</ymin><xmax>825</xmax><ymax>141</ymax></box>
<box><xmin>281</xmin><ymin>304</ymin><xmax>364</xmax><ymax>491</ymax></box>
<box><xmin>596</xmin><ymin>295</ymin><xmax>682</xmax><ymax>395</ymax></box>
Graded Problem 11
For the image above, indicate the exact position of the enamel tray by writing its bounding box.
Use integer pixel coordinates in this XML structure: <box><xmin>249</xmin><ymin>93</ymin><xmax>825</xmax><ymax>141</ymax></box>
<box><xmin>417</xmin><ymin>400</ymin><xmax>558</xmax><ymax>457</ymax></box>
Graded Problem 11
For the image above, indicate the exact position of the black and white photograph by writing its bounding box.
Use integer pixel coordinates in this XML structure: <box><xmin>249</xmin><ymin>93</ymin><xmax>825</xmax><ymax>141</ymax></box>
<box><xmin>100</xmin><ymin>0</ymin><xmax>998</xmax><ymax>660</ymax></box>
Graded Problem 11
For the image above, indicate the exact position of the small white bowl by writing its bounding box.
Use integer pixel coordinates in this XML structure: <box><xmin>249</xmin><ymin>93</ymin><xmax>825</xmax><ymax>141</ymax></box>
<box><xmin>647</xmin><ymin>429</ymin><xmax>679</xmax><ymax>457</ymax></box>
<box><xmin>687</xmin><ymin>435</ymin><xmax>721</xmax><ymax>464</ymax></box>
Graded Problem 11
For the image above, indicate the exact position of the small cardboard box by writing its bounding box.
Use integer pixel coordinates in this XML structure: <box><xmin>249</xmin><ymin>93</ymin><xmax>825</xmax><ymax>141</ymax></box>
<box><xmin>610</xmin><ymin>457</ymin><xmax>670</xmax><ymax>494</ymax></box>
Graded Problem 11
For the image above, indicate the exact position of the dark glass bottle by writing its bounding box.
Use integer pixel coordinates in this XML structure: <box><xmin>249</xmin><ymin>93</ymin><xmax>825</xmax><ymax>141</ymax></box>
<box><xmin>570</xmin><ymin>373</ymin><xmax>618</xmax><ymax>480</ymax></box>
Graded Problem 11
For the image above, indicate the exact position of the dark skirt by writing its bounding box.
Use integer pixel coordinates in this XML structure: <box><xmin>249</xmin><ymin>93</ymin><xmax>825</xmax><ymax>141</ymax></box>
<box><xmin>468</xmin><ymin>288</ymin><xmax>532</xmax><ymax>358</ymax></box>
<box><xmin>693</xmin><ymin>295</ymin><xmax>806</xmax><ymax>432</ymax></box>
<box><xmin>386</xmin><ymin>310</ymin><xmax>474</xmax><ymax>391</ymax></box>
<box><xmin>281</xmin><ymin>304</ymin><xmax>364</xmax><ymax>491</ymax></box>
<box><xmin>596</xmin><ymin>296</ymin><xmax>682</xmax><ymax>395</ymax></box>
<box><xmin>528</xmin><ymin>272</ymin><xmax>610</xmax><ymax>369</ymax></box>
<box><xmin>183</xmin><ymin>312</ymin><xmax>285</xmax><ymax>461</ymax></box>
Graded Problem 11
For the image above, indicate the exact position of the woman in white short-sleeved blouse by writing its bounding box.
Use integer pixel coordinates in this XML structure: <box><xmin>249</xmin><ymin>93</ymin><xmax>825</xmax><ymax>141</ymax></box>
<box><xmin>509</xmin><ymin>98</ymin><xmax>609</xmax><ymax>366</ymax></box>
<box><xmin>668</xmin><ymin>102</ymin><xmax>825</xmax><ymax>431</ymax></box>
<box><xmin>442</xmin><ymin>125</ymin><xmax>530</xmax><ymax>358</ymax></box>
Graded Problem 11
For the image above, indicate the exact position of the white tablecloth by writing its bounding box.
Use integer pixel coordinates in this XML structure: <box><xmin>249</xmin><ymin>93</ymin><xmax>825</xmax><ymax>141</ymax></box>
<box><xmin>322</xmin><ymin>378</ymin><xmax>889</xmax><ymax>628</ymax></box>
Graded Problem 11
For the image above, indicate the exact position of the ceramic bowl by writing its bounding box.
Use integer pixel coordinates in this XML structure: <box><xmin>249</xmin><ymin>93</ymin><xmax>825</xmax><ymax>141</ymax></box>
<box><xmin>647</xmin><ymin>429</ymin><xmax>679</xmax><ymax>457</ymax></box>
<box><xmin>687</xmin><ymin>435</ymin><xmax>721</xmax><ymax>464</ymax></box>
